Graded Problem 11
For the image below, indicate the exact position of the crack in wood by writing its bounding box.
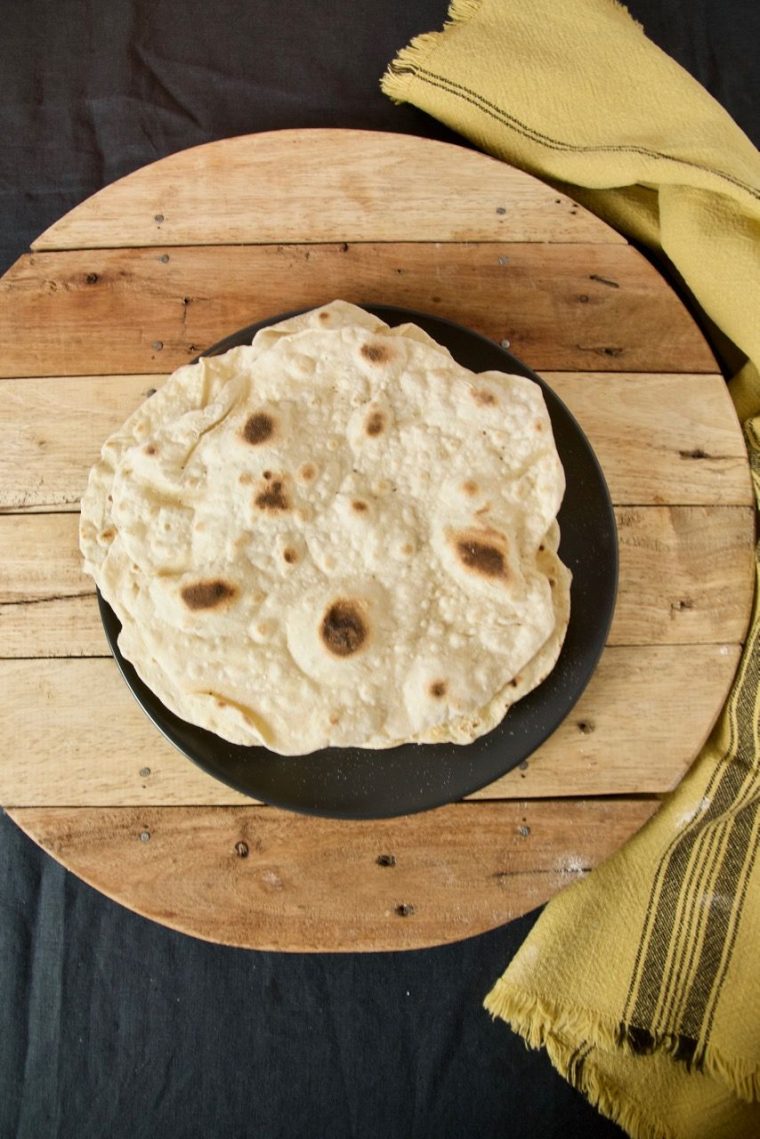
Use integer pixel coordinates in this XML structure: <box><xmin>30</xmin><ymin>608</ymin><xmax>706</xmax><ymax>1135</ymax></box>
<box><xmin>492</xmin><ymin>865</ymin><xmax>592</xmax><ymax>881</ymax></box>
<box><xmin>678</xmin><ymin>448</ymin><xmax>728</xmax><ymax>460</ymax></box>
<box><xmin>1</xmin><ymin>590</ymin><xmax>93</xmax><ymax>607</ymax></box>
<box><xmin>574</xmin><ymin>343</ymin><xmax>625</xmax><ymax>357</ymax></box>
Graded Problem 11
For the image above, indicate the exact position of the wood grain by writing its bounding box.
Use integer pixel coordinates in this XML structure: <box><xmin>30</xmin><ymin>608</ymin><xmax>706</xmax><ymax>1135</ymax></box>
<box><xmin>0</xmin><ymin>645</ymin><xmax>740</xmax><ymax>807</ymax></box>
<box><xmin>0</xmin><ymin>242</ymin><xmax>715</xmax><ymax>378</ymax></box>
<box><xmin>473</xmin><ymin>641</ymin><xmax>741</xmax><ymax>801</ymax></box>
<box><xmin>0</xmin><ymin>373</ymin><xmax>161</xmax><ymax>512</ymax></box>
<box><xmin>31</xmin><ymin>130</ymin><xmax>624</xmax><ymax>250</ymax></box>
<box><xmin>548</xmin><ymin>373</ymin><xmax>752</xmax><ymax>507</ymax></box>
<box><xmin>0</xmin><ymin>508</ymin><xmax>753</xmax><ymax>657</ymax></box>
<box><xmin>0</xmin><ymin>513</ymin><xmax>90</xmax><ymax>603</ymax></box>
<box><xmin>0</xmin><ymin>513</ymin><xmax>106</xmax><ymax>657</ymax></box>
<box><xmin>7</xmin><ymin>798</ymin><xmax>658</xmax><ymax>950</ymax></box>
<box><xmin>612</xmin><ymin>506</ymin><xmax>754</xmax><ymax>645</ymax></box>
<box><xmin>0</xmin><ymin>373</ymin><xmax>750</xmax><ymax>512</ymax></box>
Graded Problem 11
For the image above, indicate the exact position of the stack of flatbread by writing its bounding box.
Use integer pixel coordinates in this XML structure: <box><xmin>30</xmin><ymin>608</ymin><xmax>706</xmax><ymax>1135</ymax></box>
<box><xmin>80</xmin><ymin>301</ymin><xmax>570</xmax><ymax>755</ymax></box>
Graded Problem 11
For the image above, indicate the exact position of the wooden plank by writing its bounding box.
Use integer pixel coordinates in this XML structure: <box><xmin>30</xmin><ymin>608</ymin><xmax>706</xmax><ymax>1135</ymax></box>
<box><xmin>0</xmin><ymin>595</ymin><xmax>108</xmax><ymax>659</ymax></box>
<box><xmin>0</xmin><ymin>374</ymin><xmax>749</xmax><ymax>512</ymax></box>
<box><xmin>0</xmin><ymin>513</ymin><xmax>90</xmax><ymax>603</ymax></box>
<box><xmin>0</xmin><ymin>646</ymin><xmax>740</xmax><ymax>807</ymax></box>
<box><xmin>0</xmin><ymin>513</ymin><xmax>106</xmax><ymax>657</ymax></box>
<box><xmin>0</xmin><ymin>242</ymin><xmax>715</xmax><ymax>378</ymax></box>
<box><xmin>473</xmin><ymin>642</ymin><xmax>740</xmax><ymax>800</ymax></box>
<box><xmin>6</xmin><ymin>798</ymin><xmax>657</xmax><ymax>950</ymax></box>
<box><xmin>547</xmin><ymin>373</ymin><xmax>752</xmax><ymax>507</ymax></box>
<box><xmin>0</xmin><ymin>374</ymin><xmax>162</xmax><ymax>512</ymax></box>
<box><xmin>611</xmin><ymin>506</ymin><xmax>754</xmax><ymax>645</ymax></box>
<box><xmin>0</xmin><ymin>508</ymin><xmax>753</xmax><ymax>657</ymax></box>
<box><xmin>31</xmin><ymin>130</ymin><xmax>624</xmax><ymax>250</ymax></box>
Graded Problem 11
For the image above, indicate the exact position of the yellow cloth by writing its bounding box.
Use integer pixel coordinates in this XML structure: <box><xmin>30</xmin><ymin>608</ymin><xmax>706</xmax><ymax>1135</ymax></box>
<box><xmin>382</xmin><ymin>3</ymin><xmax>760</xmax><ymax>1137</ymax></box>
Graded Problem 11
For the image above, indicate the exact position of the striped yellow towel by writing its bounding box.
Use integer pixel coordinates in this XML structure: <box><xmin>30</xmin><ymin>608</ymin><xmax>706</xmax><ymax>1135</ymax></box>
<box><xmin>383</xmin><ymin>2</ymin><xmax>760</xmax><ymax>1137</ymax></box>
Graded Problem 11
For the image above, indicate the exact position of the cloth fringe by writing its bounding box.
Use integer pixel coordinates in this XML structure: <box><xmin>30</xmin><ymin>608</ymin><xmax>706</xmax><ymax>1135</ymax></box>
<box><xmin>380</xmin><ymin>0</ymin><xmax>484</xmax><ymax>104</ymax></box>
<box><xmin>381</xmin><ymin>0</ymin><xmax>642</xmax><ymax>106</ymax></box>
<box><xmin>484</xmin><ymin>980</ymin><xmax>675</xmax><ymax>1139</ymax></box>
<box><xmin>484</xmin><ymin>976</ymin><xmax>623</xmax><ymax>1054</ymax></box>
<box><xmin>485</xmin><ymin>978</ymin><xmax>760</xmax><ymax>1106</ymax></box>
<box><xmin>546</xmin><ymin>1035</ymin><xmax>675</xmax><ymax>1139</ymax></box>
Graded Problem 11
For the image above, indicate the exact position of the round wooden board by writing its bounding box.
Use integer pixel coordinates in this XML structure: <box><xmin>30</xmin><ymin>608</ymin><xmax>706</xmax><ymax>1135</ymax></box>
<box><xmin>0</xmin><ymin>129</ymin><xmax>754</xmax><ymax>951</ymax></box>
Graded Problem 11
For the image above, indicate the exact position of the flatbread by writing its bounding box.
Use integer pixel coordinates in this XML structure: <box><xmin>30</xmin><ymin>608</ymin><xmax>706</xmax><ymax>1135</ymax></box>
<box><xmin>81</xmin><ymin>301</ymin><xmax>570</xmax><ymax>755</ymax></box>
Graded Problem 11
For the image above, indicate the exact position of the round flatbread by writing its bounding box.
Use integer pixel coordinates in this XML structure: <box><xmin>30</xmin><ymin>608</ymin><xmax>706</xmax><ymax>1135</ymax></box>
<box><xmin>81</xmin><ymin>301</ymin><xmax>570</xmax><ymax>755</ymax></box>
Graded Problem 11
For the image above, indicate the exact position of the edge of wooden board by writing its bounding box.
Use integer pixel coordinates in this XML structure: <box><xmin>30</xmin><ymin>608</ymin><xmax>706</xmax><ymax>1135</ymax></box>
<box><xmin>30</xmin><ymin>129</ymin><xmax>627</xmax><ymax>250</ymax></box>
<box><xmin>5</xmin><ymin>797</ymin><xmax>658</xmax><ymax>951</ymax></box>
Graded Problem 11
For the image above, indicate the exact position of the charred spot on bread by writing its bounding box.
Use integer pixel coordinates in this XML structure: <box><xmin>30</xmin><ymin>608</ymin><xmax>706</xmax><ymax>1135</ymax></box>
<box><xmin>243</xmin><ymin>412</ymin><xmax>275</xmax><ymax>445</ymax></box>
<box><xmin>181</xmin><ymin>579</ymin><xmax>237</xmax><ymax>610</ymax></box>
<box><xmin>320</xmin><ymin>600</ymin><xmax>368</xmax><ymax>657</ymax></box>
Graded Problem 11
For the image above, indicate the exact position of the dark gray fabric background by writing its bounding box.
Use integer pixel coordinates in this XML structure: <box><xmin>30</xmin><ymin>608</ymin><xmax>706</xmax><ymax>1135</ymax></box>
<box><xmin>1</xmin><ymin>3</ymin><xmax>757</xmax><ymax>1136</ymax></box>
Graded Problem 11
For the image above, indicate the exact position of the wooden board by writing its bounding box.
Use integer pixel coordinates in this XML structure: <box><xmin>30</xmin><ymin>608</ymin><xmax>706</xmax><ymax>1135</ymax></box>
<box><xmin>7</xmin><ymin>800</ymin><xmax>658</xmax><ymax>951</ymax></box>
<box><xmin>0</xmin><ymin>243</ymin><xmax>717</xmax><ymax>377</ymax></box>
<box><xmin>30</xmin><ymin>131</ymin><xmax>624</xmax><ymax>249</ymax></box>
<box><xmin>0</xmin><ymin>128</ymin><xmax>753</xmax><ymax>951</ymax></box>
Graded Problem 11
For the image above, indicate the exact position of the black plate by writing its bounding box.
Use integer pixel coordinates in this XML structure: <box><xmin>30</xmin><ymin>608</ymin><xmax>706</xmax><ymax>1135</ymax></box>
<box><xmin>98</xmin><ymin>305</ymin><xmax>617</xmax><ymax>819</ymax></box>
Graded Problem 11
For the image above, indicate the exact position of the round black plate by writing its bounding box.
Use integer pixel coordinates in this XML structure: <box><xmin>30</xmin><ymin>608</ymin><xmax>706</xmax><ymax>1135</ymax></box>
<box><xmin>99</xmin><ymin>304</ymin><xmax>617</xmax><ymax>819</ymax></box>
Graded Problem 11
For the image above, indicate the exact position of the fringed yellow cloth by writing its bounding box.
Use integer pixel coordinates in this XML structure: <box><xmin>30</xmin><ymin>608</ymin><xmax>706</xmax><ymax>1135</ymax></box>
<box><xmin>383</xmin><ymin>3</ymin><xmax>760</xmax><ymax>1137</ymax></box>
